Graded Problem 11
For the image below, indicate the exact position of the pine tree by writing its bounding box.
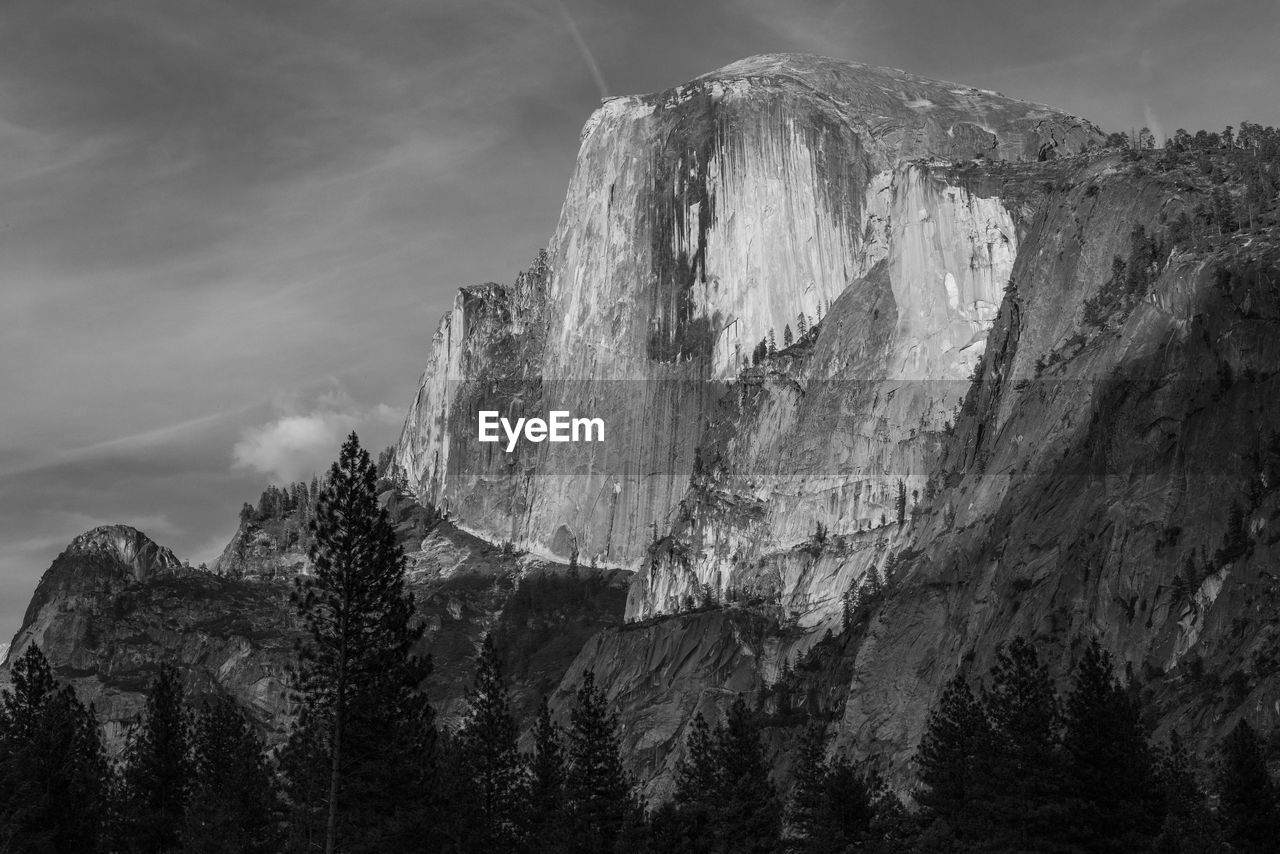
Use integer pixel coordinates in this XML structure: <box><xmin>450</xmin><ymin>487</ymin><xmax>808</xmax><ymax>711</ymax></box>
<box><xmin>564</xmin><ymin>671</ymin><xmax>640</xmax><ymax>853</ymax></box>
<box><xmin>980</xmin><ymin>637</ymin><xmax>1066</xmax><ymax>850</ymax></box>
<box><xmin>526</xmin><ymin>697</ymin><xmax>568</xmax><ymax>852</ymax></box>
<box><xmin>1151</xmin><ymin>731</ymin><xmax>1223</xmax><ymax>853</ymax></box>
<box><xmin>718</xmin><ymin>699</ymin><xmax>782</xmax><ymax>852</ymax></box>
<box><xmin>895</xmin><ymin>480</ymin><xmax>907</xmax><ymax>525</ymax></box>
<box><xmin>0</xmin><ymin>644</ymin><xmax>109</xmax><ymax>853</ymax></box>
<box><xmin>450</xmin><ymin>635</ymin><xmax>527</xmax><ymax>849</ymax></box>
<box><xmin>788</xmin><ymin>723</ymin><xmax>879</xmax><ymax>853</ymax></box>
<box><xmin>281</xmin><ymin>432</ymin><xmax>436</xmax><ymax>854</ymax></box>
<box><xmin>768</xmin><ymin>330</ymin><xmax>777</xmax><ymax>355</ymax></box>
<box><xmin>797</xmin><ymin>312</ymin><xmax>808</xmax><ymax>336</ymax></box>
<box><xmin>669</xmin><ymin>698</ymin><xmax>781</xmax><ymax>853</ymax></box>
<box><xmin>119</xmin><ymin>664</ymin><xmax>192</xmax><ymax>853</ymax></box>
<box><xmin>669</xmin><ymin>713</ymin><xmax>717</xmax><ymax>852</ymax></box>
<box><xmin>183</xmin><ymin>696</ymin><xmax>282</xmax><ymax>854</ymax></box>
<box><xmin>1061</xmin><ymin>639</ymin><xmax>1160</xmax><ymax>851</ymax></box>
<box><xmin>824</xmin><ymin>758</ymin><xmax>893</xmax><ymax>852</ymax></box>
<box><xmin>1216</xmin><ymin>719</ymin><xmax>1280</xmax><ymax>852</ymax></box>
<box><xmin>914</xmin><ymin>673</ymin><xmax>991</xmax><ymax>844</ymax></box>
<box><xmin>783</xmin><ymin>324</ymin><xmax>794</xmax><ymax>348</ymax></box>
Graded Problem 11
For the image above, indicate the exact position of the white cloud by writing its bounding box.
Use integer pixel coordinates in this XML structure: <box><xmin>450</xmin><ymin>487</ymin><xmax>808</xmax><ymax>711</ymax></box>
<box><xmin>231</xmin><ymin>388</ymin><xmax>400</xmax><ymax>483</ymax></box>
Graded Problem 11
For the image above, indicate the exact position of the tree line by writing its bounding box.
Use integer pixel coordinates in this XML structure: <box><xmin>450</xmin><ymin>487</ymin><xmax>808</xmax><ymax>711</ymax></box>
<box><xmin>4</xmin><ymin>434</ymin><xmax>1278</xmax><ymax>852</ymax></box>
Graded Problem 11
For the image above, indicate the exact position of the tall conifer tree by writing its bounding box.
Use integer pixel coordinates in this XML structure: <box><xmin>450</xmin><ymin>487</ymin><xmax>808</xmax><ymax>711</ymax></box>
<box><xmin>119</xmin><ymin>664</ymin><xmax>192</xmax><ymax>853</ymax></box>
<box><xmin>526</xmin><ymin>697</ymin><xmax>568</xmax><ymax>852</ymax></box>
<box><xmin>715</xmin><ymin>698</ymin><xmax>782</xmax><ymax>853</ymax></box>
<box><xmin>1061</xmin><ymin>639</ymin><xmax>1160</xmax><ymax>850</ymax></box>
<box><xmin>564</xmin><ymin>671</ymin><xmax>639</xmax><ymax>853</ymax></box>
<box><xmin>980</xmin><ymin>637</ymin><xmax>1066</xmax><ymax>851</ymax></box>
<box><xmin>914</xmin><ymin>672</ymin><xmax>991</xmax><ymax>844</ymax></box>
<box><xmin>451</xmin><ymin>635</ymin><xmax>526</xmax><ymax>849</ymax></box>
<box><xmin>183</xmin><ymin>696</ymin><xmax>282</xmax><ymax>854</ymax></box>
<box><xmin>281</xmin><ymin>432</ymin><xmax>436</xmax><ymax>854</ymax></box>
<box><xmin>668</xmin><ymin>712</ymin><xmax>717</xmax><ymax>851</ymax></box>
<box><xmin>788</xmin><ymin>724</ymin><xmax>881</xmax><ymax>853</ymax></box>
<box><xmin>665</xmin><ymin>698</ymin><xmax>781</xmax><ymax>853</ymax></box>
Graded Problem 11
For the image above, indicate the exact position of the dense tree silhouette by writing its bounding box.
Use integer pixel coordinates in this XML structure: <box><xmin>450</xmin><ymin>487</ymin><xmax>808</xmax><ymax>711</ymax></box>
<box><xmin>1151</xmin><ymin>731</ymin><xmax>1222</xmax><ymax>853</ymax></box>
<box><xmin>118</xmin><ymin>664</ymin><xmax>192</xmax><ymax>853</ymax></box>
<box><xmin>664</xmin><ymin>712</ymin><xmax>718</xmax><ymax>850</ymax></box>
<box><xmin>0</xmin><ymin>644</ymin><xmax>109</xmax><ymax>853</ymax></box>
<box><xmin>663</xmin><ymin>698</ymin><xmax>782</xmax><ymax>853</ymax></box>
<box><xmin>183</xmin><ymin>696</ymin><xmax>282</xmax><ymax>854</ymax></box>
<box><xmin>1216</xmin><ymin>720</ymin><xmax>1280</xmax><ymax>852</ymax></box>
<box><xmin>980</xmin><ymin>638</ymin><xmax>1068</xmax><ymax>851</ymax></box>
<box><xmin>1061</xmin><ymin>639</ymin><xmax>1160</xmax><ymax>850</ymax></box>
<box><xmin>914</xmin><ymin>672</ymin><xmax>992</xmax><ymax>846</ymax></box>
<box><xmin>787</xmin><ymin>723</ymin><xmax>889</xmax><ymax>853</ymax></box>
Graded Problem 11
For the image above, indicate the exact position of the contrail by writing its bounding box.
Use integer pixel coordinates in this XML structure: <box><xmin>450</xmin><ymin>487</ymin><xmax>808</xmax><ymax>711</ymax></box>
<box><xmin>553</xmin><ymin>0</ymin><xmax>609</xmax><ymax>99</ymax></box>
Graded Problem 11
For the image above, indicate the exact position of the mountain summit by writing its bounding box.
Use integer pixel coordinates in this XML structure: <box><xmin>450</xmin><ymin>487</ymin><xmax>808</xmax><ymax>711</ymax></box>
<box><xmin>60</xmin><ymin>524</ymin><xmax>183</xmax><ymax>581</ymax></box>
<box><xmin>395</xmin><ymin>52</ymin><xmax>1102</xmax><ymax>616</ymax></box>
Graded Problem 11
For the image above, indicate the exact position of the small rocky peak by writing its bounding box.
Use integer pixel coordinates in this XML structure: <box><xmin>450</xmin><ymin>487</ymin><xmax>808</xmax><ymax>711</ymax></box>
<box><xmin>63</xmin><ymin>524</ymin><xmax>183</xmax><ymax>581</ymax></box>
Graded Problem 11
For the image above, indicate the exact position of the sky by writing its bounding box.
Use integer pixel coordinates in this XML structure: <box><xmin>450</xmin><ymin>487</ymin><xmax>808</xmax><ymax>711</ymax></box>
<box><xmin>2</xmin><ymin>0</ymin><xmax>1277</xmax><ymax>644</ymax></box>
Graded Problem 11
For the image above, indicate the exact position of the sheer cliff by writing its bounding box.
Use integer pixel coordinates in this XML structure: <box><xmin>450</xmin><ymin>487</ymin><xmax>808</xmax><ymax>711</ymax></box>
<box><xmin>395</xmin><ymin>54</ymin><xmax>1101</xmax><ymax>612</ymax></box>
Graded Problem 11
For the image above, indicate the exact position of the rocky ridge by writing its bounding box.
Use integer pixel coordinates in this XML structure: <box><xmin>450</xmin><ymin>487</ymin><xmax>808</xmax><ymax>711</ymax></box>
<box><xmin>1</xmin><ymin>500</ymin><xmax>628</xmax><ymax>755</ymax></box>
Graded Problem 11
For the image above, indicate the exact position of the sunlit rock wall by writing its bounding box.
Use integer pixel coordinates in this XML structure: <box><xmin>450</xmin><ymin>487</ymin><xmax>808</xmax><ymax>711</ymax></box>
<box><xmin>396</xmin><ymin>53</ymin><xmax>1101</xmax><ymax>619</ymax></box>
<box><xmin>627</xmin><ymin>163</ymin><xmax>1020</xmax><ymax>621</ymax></box>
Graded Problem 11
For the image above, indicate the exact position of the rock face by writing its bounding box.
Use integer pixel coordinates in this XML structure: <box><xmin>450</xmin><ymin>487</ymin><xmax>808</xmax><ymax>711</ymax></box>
<box><xmin>2</xmin><ymin>525</ymin><xmax>298</xmax><ymax>751</ymax></box>
<box><xmin>395</xmin><ymin>53</ymin><xmax>1101</xmax><ymax>622</ymax></box>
